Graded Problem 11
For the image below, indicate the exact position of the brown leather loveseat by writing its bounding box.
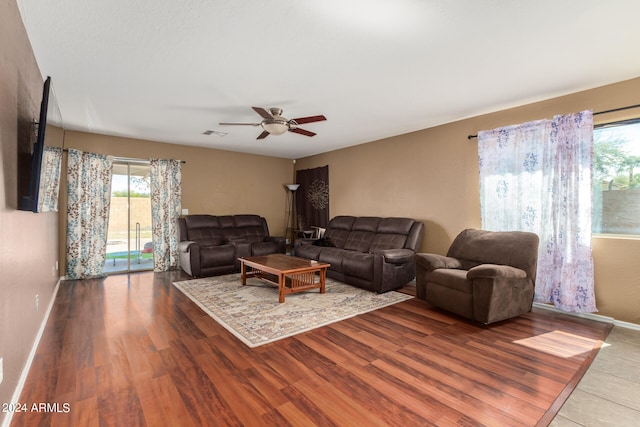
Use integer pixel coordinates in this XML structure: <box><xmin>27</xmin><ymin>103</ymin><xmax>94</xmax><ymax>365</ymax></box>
<box><xmin>295</xmin><ymin>216</ymin><xmax>424</xmax><ymax>293</ymax></box>
<box><xmin>178</xmin><ymin>214</ymin><xmax>285</xmax><ymax>278</ymax></box>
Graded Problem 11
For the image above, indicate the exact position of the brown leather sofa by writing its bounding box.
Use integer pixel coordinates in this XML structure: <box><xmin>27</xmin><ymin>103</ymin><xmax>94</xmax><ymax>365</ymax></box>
<box><xmin>295</xmin><ymin>216</ymin><xmax>424</xmax><ymax>293</ymax></box>
<box><xmin>178</xmin><ymin>214</ymin><xmax>285</xmax><ymax>278</ymax></box>
<box><xmin>415</xmin><ymin>229</ymin><xmax>539</xmax><ymax>324</ymax></box>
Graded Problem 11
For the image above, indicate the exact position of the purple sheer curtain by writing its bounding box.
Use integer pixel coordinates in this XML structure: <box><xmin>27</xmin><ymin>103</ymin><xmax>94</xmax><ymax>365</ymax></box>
<box><xmin>295</xmin><ymin>165</ymin><xmax>329</xmax><ymax>231</ymax></box>
<box><xmin>478</xmin><ymin>111</ymin><xmax>597</xmax><ymax>313</ymax></box>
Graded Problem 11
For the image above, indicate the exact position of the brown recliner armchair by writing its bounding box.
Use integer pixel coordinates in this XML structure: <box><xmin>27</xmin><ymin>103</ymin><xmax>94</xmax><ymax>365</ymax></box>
<box><xmin>415</xmin><ymin>229</ymin><xmax>539</xmax><ymax>324</ymax></box>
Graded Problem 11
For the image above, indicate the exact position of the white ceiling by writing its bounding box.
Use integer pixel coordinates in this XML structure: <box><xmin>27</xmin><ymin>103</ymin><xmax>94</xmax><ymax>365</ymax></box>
<box><xmin>17</xmin><ymin>0</ymin><xmax>640</xmax><ymax>159</ymax></box>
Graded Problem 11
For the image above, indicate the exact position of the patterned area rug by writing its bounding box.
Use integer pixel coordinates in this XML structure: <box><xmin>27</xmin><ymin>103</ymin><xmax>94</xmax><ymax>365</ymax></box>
<box><xmin>172</xmin><ymin>273</ymin><xmax>413</xmax><ymax>348</ymax></box>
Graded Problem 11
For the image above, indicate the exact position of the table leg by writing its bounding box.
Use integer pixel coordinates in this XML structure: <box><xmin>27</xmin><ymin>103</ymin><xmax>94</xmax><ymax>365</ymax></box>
<box><xmin>278</xmin><ymin>273</ymin><xmax>285</xmax><ymax>303</ymax></box>
<box><xmin>241</xmin><ymin>260</ymin><xmax>247</xmax><ymax>285</ymax></box>
<box><xmin>320</xmin><ymin>268</ymin><xmax>326</xmax><ymax>294</ymax></box>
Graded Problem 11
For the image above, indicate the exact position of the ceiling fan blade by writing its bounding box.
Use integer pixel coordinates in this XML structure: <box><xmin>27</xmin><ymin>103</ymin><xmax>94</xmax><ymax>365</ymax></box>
<box><xmin>252</xmin><ymin>107</ymin><xmax>273</xmax><ymax>119</ymax></box>
<box><xmin>290</xmin><ymin>127</ymin><xmax>316</xmax><ymax>137</ymax></box>
<box><xmin>218</xmin><ymin>122</ymin><xmax>260</xmax><ymax>126</ymax></box>
<box><xmin>290</xmin><ymin>115</ymin><xmax>326</xmax><ymax>125</ymax></box>
<box><xmin>257</xmin><ymin>130</ymin><xmax>270</xmax><ymax>140</ymax></box>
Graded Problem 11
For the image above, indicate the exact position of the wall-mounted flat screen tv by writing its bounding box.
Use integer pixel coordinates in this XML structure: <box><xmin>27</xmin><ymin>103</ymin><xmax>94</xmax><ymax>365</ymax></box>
<box><xmin>18</xmin><ymin>76</ymin><xmax>62</xmax><ymax>212</ymax></box>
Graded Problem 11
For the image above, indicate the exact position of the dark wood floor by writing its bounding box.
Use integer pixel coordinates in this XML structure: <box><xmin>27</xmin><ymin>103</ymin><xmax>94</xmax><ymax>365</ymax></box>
<box><xmin>12</xmin><ymin>271</ymin><xmax>611</xmax><ymax>426</ymax></box>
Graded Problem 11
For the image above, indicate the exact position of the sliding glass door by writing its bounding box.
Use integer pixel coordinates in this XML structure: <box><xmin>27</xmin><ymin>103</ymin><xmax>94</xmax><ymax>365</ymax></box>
<box><xmin>105</xmin><ymin>160</ymin><xmax>153</xmax><ymax>273</ymax></box>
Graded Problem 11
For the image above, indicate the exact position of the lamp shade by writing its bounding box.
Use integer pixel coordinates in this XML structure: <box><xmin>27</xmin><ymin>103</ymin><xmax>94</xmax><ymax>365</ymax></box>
<box><xmin>262</xmin><ymin>121</ymin><xmax>288</xmax><ymax>135</ymax></box>
<box><xmin>286</xmin><ymin>184</ymin><xmax>300</xmax><ymax>192</ymax></box>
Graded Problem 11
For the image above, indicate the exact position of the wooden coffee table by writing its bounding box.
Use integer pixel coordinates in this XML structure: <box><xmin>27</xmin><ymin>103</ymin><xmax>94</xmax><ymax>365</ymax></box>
<box><xmin>239</xmin><ymin>254</ymin><xmax>330</xmax><ymax>303</ymax></box>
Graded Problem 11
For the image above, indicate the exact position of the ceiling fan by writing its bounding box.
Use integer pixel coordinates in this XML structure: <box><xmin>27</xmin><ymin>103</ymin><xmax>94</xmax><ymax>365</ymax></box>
<box><xmin>219</xmin><ymin>107</ymin><xmax>327</xmax><ymax>139</ymax></box>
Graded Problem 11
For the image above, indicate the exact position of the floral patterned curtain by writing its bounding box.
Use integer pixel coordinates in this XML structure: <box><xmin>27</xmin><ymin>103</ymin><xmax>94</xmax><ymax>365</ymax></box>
<box><xmin>150</xmin><ymin>158</ymin><xmax>181</xmax><ymax>272</ymax></box>
<box><xmin>66</xmin><ymin>149</ymin><xmax>113</xmax><ymax>279</ymax></box>
<box><xmin>478</xmin><ymin>111</ymin><xmax>596</xmax><ymax>313</ymax></box>
<box><xmin>37</xmin><ymin>146</ymin><xmax>63</xmax><ymax>212</ymax></box>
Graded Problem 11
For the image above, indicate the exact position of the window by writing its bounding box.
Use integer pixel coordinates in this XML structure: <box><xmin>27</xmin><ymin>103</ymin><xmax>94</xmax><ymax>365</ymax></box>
<box><xmin>593</xmin><ymin>119</ymin><xmax>640</xmax><ymax>236</ymax></box>
<box><xmin>105</xmin><ymin>160</ymin><xmax>153</xmax><ymax>273</ymax></box>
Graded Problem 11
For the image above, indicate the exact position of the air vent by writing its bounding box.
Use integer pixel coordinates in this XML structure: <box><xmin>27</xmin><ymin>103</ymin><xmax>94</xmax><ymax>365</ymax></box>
<box><xmin>202</xmin><ymin>130</ymin><xmax>227</xmax><ymax>136</ymax></box>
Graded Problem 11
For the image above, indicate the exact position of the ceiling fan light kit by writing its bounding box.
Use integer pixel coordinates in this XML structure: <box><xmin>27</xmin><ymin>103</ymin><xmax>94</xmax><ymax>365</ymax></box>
<box><xmin>219</xmin><ymin>107</ymin><xmax>326</xmax><ymax>140</ymax></box>
<box><xmin>261</xmin><ymin>120</ymin><xmax>289</xmax><ymax>136</ymax></box>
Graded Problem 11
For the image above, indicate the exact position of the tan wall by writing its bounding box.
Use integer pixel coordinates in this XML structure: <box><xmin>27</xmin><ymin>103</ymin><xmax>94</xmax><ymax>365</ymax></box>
<box><xmin>0</xmin><ymin>0</ymin><xmax>61</xmax><ymax>421</ymax></box>
<box><xmin>58</xmin><ymin>131</ymin><xmax>294</xmax><ymax>274</ymax></box>
<box><xmin>296</xmin><ymin>77</ymin><xmax>640</xmax><ymax>324</ymax></box>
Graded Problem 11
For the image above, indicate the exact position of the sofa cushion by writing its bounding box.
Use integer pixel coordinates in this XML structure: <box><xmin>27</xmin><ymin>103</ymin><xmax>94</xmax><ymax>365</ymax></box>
<box><xmin>218</xmin><ymin>215</ymin><xmax>236</xmax><ymax>229</ymax></box>
<box><xmin>202</xmin><ymin>237</ymin><xmax>225</xmax><ymax>246</ymax></box>
<box><xmin>183</xmin><ymin>215</ymin><xmax>224</xmax><ymax>242</ymax></box>
<box><xmin>233</xmin><ymin>214</ymin><xmax>264</xmax><ymax>228</ymax></box>
<box><xmin>296</xmin><ymin>243</ymin><xmax>323</xmax><ymax>260</ymax></box>
<box><xmin>251</xmin><ymin>241</ymin><xmax>279</xmax><ymax>256</ymax></box>
<box><xmin>324</xmin><ymin>228</ymin><xmax>350</xmax><ymax>249</ymax></box>
<box><xmin>200</xmin><ymin>244</ymin><xmax>236</xmax><ymax>266</ymax></box>
<box><xmin>369</xmin><ymin>233</ymin><xmax>407</xmax><ymax>252</ymax></box>
<box><xmin>190</xmin><ymin>230</ymin><xmax>224</xmax><ymax>243</ymax></box>
<box><xmin>328</xmin><ymin>216</ymin><xmax>357</xmax><ymax>230</ymax></box>
<box><xmin>377</xmin><ymin>217</ymin><xmax>414</xmax><ymax>235</ymax></box>
<box><xmin>234</xmin><ymin>215</ymin><xmax>268</xmax><ymax>242</ymax></box>
<box><xmin>184</xmin><ymin>214</ymin><xmax>220</xmax><ymax>230</ymax></box>
<box><xmin>342</xmin><ymin>251</ymin><xmax>374</xmax><ymax>281</ymax></box>
<box><xmin>323</xmin><ymin>216</ymin><xmax>357</xmax><ymax>249</ymax></box>
<box><xmin>312</xmin><ymin>238</ymin><xmax>334</xmax><ymax>247</ymax></box>
<box><xmin>236</xmin><ymin>231</ymin><xmax>266</xmax><ymax>243</ymax></box>
<box><xmin>344</xmin><ymin>231</ymin><xmax>375</xmax><ymax>252</ymax></box>
<box><xmin>318</xmin><ymin>247</ymin><xmax>345</xmax><ymax>271</ymax></box>
<box><xmin>352</xmin><ymin>217</ymin><xmax>381</xmax><ymax>232</ymax></box>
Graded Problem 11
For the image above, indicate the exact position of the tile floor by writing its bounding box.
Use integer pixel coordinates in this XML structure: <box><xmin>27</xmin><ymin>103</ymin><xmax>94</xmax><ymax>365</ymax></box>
<box><xmin>550</xmin><ymin>325</ymin><xmax>640</xmax><ymax>426</ymax></box>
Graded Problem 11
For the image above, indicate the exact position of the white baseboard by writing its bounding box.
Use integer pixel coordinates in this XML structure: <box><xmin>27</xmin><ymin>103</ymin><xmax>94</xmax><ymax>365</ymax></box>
<box><xmin>2</xmin><ymin>279</ymin><xmax>61</xmax><ymax>427</ymax></box>
<box><xmin>612</xmin><ymin>319</ymin><xmax>640</xmax><ymax>331</ymax></box>
<box><xmin>533</xmin><ymin>302</ymin><xmax>640</xmax><ymax>331</ymax></box>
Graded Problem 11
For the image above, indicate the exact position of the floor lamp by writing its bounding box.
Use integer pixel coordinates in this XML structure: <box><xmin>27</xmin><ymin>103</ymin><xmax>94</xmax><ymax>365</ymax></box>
<box><xmin>286</xmin><ymin>184</ymin><xmax>300</xmax><ymax>250</ymax></box>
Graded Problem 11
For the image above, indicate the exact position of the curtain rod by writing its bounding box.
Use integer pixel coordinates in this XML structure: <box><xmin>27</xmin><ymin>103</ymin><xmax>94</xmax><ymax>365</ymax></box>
<box><xmin>61</xmin><ymin>148</ymin><xmax>186</xmax><ymax>164</ymax></box>
<box><xmin>466</xmin><ymin>103</ymin><xmax>640</xmax><ymax>140</ymax></box>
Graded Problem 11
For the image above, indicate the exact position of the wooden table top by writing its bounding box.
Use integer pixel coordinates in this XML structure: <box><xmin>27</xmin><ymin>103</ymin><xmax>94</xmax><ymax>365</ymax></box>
<box><xmin>240</xmin><ymin>254</ymin><xmax>329</xmax><ymax>273</ymax></box>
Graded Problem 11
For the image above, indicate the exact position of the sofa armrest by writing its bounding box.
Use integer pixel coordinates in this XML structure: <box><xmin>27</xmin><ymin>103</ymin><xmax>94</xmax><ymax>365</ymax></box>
<box><xmin>229</xmin><ymin>240</ymin><xmax>251</xmax><ymax>260</ymax></box>
<box><xmin>375</xmin><ymin>248</ymin><xmax>414</xmax><ymax>265</ymax></box>
<box><xmin>467</xmin><ymin>263</ymin><xmax>527</xmax><ymax>279</ymax></box>
<box><xmin>178</xmin><ymin>240</ymin><xmax>201</xmax><ymax>277</ymax></box>
<box><xmin>178</xmin><ymin>240</ymin><xmax>197</xmax><ymax>253</ymax></box>
<box><xmin>265</xmin><ymin>235</ymin><xmax>286</xmax><ymax>253</ymax></box>
<box><xmin>415</xmin><ymin>253</ymin><xmax>463</xmax><ymax>271</ymax></box>
<box><xmin>295</xmin><ymin>238</ymin><xmax>316</xmax><ymax>246</ymax></box>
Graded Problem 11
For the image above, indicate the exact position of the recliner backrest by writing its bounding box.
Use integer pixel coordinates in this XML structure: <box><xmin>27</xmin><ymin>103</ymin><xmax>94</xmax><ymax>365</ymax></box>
<box><xmin>446</xmin><ymin>229</ymin><xmax>539</xmax><ymax>280</ymax></box>
<box><xmin>324</xmin><ymin>216</ymin><xmax>423</xmax><ymax>253</ymax></box>
<box><xmin>182</xmin><ymin>215</ymin><xmax>224</xmax><ymax>243</ymax></box>
<box><xmin>179</xmin><ymin>214</ymin><xmax>270</xmax><ymax>244</ymax></box>
<box><xmin>344</xmin><ymin>217</ymin><xmax>380</xmax><ymax>252</ymax></box>
<box><xmin>369</xmin><ymin>217</ymin><xmax>418</xmax><ymax>252</ymax></box>
<box><xmin>232</xmin><ymin>214</ymin><xmax>268</xmax><ymax>242</ymax></box>
<box><xmin>324</xmin><ymin>216</ymin><xmax>356</xmax><ymax>249</ymax></box>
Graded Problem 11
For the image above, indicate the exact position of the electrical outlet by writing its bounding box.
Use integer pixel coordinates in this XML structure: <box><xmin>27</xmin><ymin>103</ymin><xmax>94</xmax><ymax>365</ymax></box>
<box><xmin>35</xmin><ymin>294</ymin><xmax>39</xmax><ymax>311</ymax></box>
<box><xmin>181</xmin><ymin>208</ymin><xmax>189</xmax><ymax>216</ymax></box>
<box><xmin>0</xmin><ymin>357</ymin><xmax>4</xmax><ymax>385</ymax></box>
